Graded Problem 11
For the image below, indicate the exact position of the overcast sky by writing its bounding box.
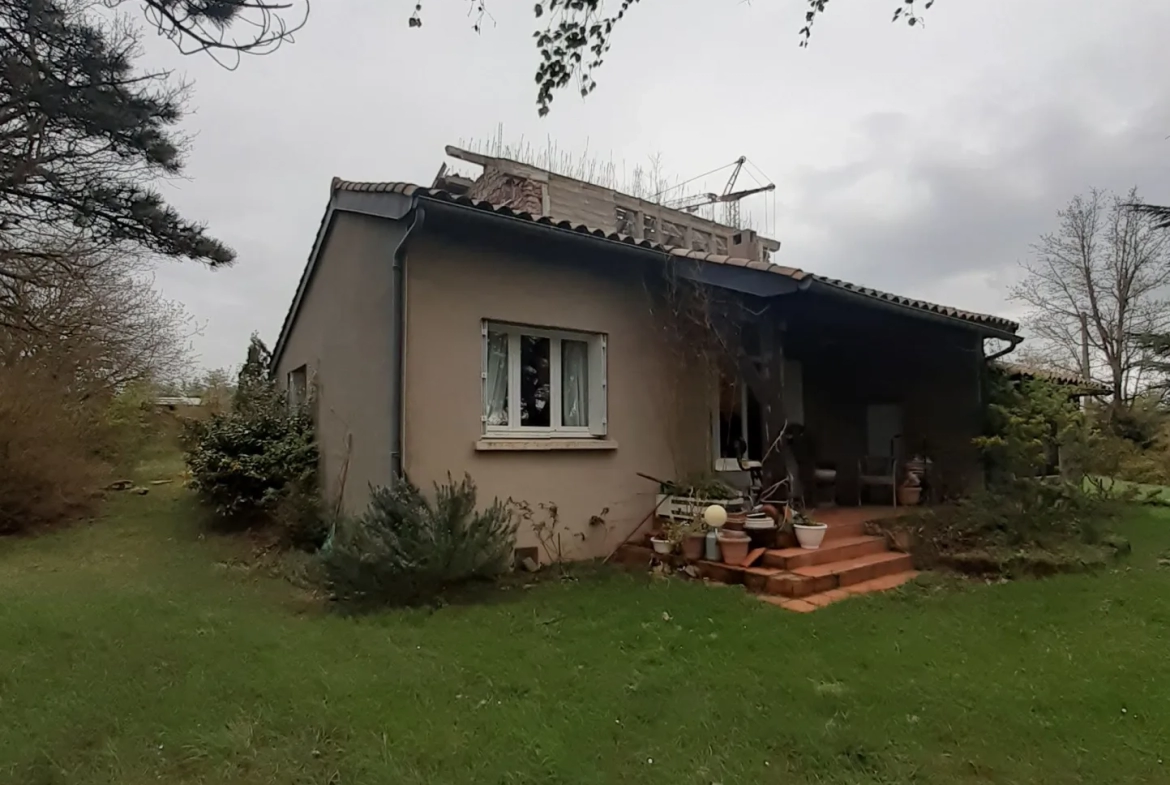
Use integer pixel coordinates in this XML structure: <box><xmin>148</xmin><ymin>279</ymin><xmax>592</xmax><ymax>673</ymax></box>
<box><xmin>139</xmin><ymin>0</ymin><xmax>1170</xmax><ymax>372</ymax></box>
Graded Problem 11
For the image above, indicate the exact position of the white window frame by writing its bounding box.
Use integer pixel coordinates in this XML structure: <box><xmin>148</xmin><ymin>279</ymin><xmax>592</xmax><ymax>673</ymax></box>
<box><xmin>482</xmin><ymin>321</ymin><xmax>607</xmax><ymax>438</ymax></box>
<box><xmin>287</xmin><ymin>365</ymin><xmax>308</xmax><ymax>410</ymax></box>
<box><xmin>711</xmin><ymin>359</ymin><xmax>803</xmax><ymax>472</ymax></box>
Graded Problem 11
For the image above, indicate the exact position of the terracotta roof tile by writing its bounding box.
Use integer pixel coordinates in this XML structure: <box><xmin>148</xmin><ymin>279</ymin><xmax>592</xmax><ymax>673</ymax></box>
<box><xmin>329</xmin><ymin>178</ymin><xmax>1018</xmax><ymax>333</ymax></box>
<box><xmin>996</xmin><ymin>362</ymin><xmax>1109</xmax><ymax>392</ymax></box>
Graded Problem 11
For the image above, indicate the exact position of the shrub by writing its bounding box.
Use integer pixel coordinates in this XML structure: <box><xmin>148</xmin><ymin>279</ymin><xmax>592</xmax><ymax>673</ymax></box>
<box><xmin>272</xmin><ymin>480</ymin><xmax>329</xmax><ymax>551</ymax></box>
<box><xmin>184</xmin><ymin>335</ymin><xmax>320</xmax><ymax>539</ymax></box>
<box><xmin>320</xmin><ymin>474</ymin><xmax>518</xmax><ymax>607</ymax></box>
<box><xmin>0</xmin><ymin>367</ymin><xmax>107</xmax><ymax>534</ymax></box>
<box><xmin>882</xmin><ymin>478</ymin><xmax>1124</xmax><ymax>575</ymax></box>
<box><xmin>185</xmin><ymin>407</ymin><xmax>317</xmax><ymax>526</ymax></box>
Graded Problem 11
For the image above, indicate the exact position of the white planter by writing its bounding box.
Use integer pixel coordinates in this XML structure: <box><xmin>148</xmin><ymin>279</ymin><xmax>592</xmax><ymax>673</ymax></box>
<box><xmin>650</xmin><ymin>536</ymin><xmax>673</xmax><ymax>555</ymax></box>
<box><xmin>656</xmin><ymin>493</ymin><xmax>746</xmax><ymax>522</ymax></box>
<box><xmin>743</xmin><ymin>513</ymin><xmax>776</xmax><ymax>531</ymax></box>
<box><xmin>794</xmin><ymin>522</ymin><xmax>828</xmax><ymax>550</ymax></box>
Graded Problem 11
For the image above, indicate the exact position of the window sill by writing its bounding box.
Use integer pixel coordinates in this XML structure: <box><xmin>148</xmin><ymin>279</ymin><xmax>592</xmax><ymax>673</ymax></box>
<box><xmin>475</xmin><ymin>437</ymin><xmax>618</xmax><ymax>452</ymax></box>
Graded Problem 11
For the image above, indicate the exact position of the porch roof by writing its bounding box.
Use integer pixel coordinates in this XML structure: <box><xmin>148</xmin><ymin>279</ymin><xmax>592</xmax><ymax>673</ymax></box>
<box><xmin>996</xmin><ymin>362</ymin><xmax>1110</xmax><ymax>396</ymax></box>
<box><xmin>330</xmin><ymin>178</ymin><xmax>1019</xmax><ymax>336</ymax></box>
<box><xmin>272</xmin><ymin>177</ymin><xmax>1022</xmax><ymax>366</ymax></box>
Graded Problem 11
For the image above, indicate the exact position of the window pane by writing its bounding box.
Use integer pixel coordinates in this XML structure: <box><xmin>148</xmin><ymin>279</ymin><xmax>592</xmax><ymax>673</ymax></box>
<box><xmin>718</xmin><ymin>374</ymin><xmax>744</xmax><ymax>459</ymax></box>
<box><xmin>643</xmin><ymin>215</ymin><xmax>658</xmax><ymax>242</ymax></box>
<box><xmin>484</xmin><ymin>330</ymin><xmax>509</xmax><ymax>426</ymax></box>
<box><xmin>561</xmin><ymin>339</ymin><xmax>589</xmax><ymax>427</ymax></box>
<box><xmin>662</xmin><ymin>220</ymin><xmax>685</xmax><ymax>246</ymax></box>
<box><xmin>520</xmin><ymin>335</ymin><xmax>550</xmax><ymax>427</ymax></box>
<box><xmin>615</xmin><ymin>206</ymin><xmax>636</xmax><ymax>235</ymax></box>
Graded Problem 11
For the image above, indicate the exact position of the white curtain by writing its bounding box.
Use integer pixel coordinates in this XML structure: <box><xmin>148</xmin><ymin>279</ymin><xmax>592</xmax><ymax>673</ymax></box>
<box><xmin>484</xmin><ymin>331</ymin><xmax>509</xmax><ymax>425</ymax></box>
<box><xmin>561</xmin><ymin>339</ymin><xmax>589</xmax><ymax>427</ymax></box>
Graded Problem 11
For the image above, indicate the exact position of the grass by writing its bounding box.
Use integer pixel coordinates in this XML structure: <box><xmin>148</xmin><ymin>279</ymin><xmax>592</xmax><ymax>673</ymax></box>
<box><xmin>1089</xmin><ymin>475</ymin><xmax>1170</xmax><ymax>503</ymax></box>
<box><xmin>4</xmin><ymin>450</ymin><xmax>1170</xmax><ymax>784</ymax></box>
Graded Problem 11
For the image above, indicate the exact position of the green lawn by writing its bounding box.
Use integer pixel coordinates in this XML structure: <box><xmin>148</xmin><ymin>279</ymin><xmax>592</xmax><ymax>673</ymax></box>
<box><xmin>4</xmin><ymin>453</ymin><xmax>1170</xmax><ymax>784</ymax></box>
<box><xmin>1090</xmin><ymin>475</ymin><xmax>1170</xmax><ymax>503</ymax></box>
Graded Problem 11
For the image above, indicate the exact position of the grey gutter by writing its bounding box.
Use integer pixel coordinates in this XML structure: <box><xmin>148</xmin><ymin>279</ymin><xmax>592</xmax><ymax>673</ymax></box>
<box><xmin>417</xmin><ymin>194</ymin><xmax>1018</xmax><ymax>339</ymax></box>
<box><xmin>390</xmin><ymin>206</ymin><xmax>425</xmax><ymax>479</ymax></box>
<box><xmin>985</xmin><ymin>337</ymin><xmax>1024</xmax><ymax>362</ymax></box>
<box><xmin>805</xmin><ymin>279</ymin><xmax>1021</xmax><ymax>341</ymax></box>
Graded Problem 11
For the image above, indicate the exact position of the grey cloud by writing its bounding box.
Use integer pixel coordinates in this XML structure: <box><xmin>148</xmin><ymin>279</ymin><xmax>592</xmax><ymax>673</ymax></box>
<box><xmin>134</xmin><ymin>0</ymin><xmax>1170</xmax><ymax>370</ymax></box>
<box><xmin>781</xmin><ymin>99</ymin><xmax>1170</xmax><ymax>317</ymax></box>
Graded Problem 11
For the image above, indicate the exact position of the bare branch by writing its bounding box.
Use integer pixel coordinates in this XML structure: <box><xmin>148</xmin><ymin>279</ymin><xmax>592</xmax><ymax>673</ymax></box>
<box><xmin>1010</xmin><ymin>188</ymin><xmax>1170</xmax><ymax>406</ymax></box>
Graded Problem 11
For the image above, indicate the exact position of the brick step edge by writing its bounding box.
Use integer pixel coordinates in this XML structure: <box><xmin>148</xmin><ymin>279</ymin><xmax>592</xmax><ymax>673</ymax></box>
<box><xmin>762</xmin><ymin>535</ymin><xmax>888</xmax><ymax>570</ymax></box>
<box><xmin>760</xmin><ymin>571</ymin><xmax>919</xmax><ymax>612</ymax></box>
<box><xmin>766</xmin><ymin>552</ymin><xmax>914</xmax><ymax>597</ymax></box>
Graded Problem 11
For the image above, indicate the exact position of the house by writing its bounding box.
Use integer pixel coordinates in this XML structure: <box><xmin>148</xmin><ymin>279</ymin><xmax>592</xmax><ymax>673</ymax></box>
<box><xmin>272</xmin><ymin>150</ymin><xmax>1022</xmax><ymax>561</ymax></box>
<box><xmin>152</xmin><ymin>396</ymin><xmax>206</xmax><ymax>420</ymax></box>
<box><xmin>994</xmin><ymin>361</ymin><xmax>1109</xmax><ymax>477</ymax></box>
<box><xmin>995</xmin><ymin>362</ymin><xmax>1110</xmax><ymax>397</ymax></box>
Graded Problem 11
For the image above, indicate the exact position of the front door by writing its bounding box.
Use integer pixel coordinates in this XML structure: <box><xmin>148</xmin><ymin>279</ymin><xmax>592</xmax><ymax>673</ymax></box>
<box><xmin>866</xmin><ymin>404</ymin><xmax>902</xmax><ymax>457</ymax></box>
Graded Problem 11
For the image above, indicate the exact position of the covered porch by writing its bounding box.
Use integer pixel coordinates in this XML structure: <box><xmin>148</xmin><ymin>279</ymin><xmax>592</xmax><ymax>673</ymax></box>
<box><xmin>704</xmin><ymin>273</ymin><xmax>997</xmax><ymax>509</ymax></box>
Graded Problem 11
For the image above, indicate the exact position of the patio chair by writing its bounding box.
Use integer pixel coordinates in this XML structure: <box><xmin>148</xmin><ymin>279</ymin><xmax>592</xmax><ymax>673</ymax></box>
<box><xmin>857</xmin><ymin>454</ymin><xmax>899</xmax><ymax>507</ymax></box>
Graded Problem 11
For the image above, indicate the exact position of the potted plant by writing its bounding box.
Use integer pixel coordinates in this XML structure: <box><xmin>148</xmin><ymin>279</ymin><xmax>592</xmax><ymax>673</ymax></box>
<box><xmin>649</xmin><ymin>533</ymin><xmax>673</xmax><ymax>555</ymax></box>
<box><xmin>792</xmin><ymin>509</ymin><xmax>828</xmax><ymax>550</ymax></box>
<box><xmin>651</xmin><ymin>519</ymin><xmax>689</xmax><ymax>556</ymax></box>
<box><xmin>898</xmin><ymin>459</ymin><xmax>924</xmax><ymax>505</ymax></box>
<box><xmin>679</xmin><ymin>515</ymin><xmax>707</xmax><ymax>561</ymax></box>
<box><xmin>656</xmin><ymin>476</ymin><xmax>745</xmax><ymax>523</ymax></box>
<box><xmin>897</xmin><ymin>474</ymin><xmax>922</xmax><ymax>506</ymax></box>
<box><xmin>743</xmin><ymin>509</ymin><xmax>778</xmax><ymax>550</ymax></box>
<box><xmin>717</xmin><ymin>528</ymin><xmax>751</xmax><ymax>565</ymax></box>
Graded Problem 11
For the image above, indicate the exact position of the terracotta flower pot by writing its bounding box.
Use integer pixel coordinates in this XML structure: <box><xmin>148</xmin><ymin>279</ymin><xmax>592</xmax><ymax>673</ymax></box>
<box><xmin>717</xmin><ymin>530</ymin><xmax>751</xmax><ymax>565</ymax></box>
<box><xmin>681</xmin><ymin>533</ymin><xmax>705</xmax><ymax>561</ymax></box>
<box><xmin>897</xmin><ymin>486</ymin><xmax>922</xmax><ymax>506</ymax></box>
<box><xmin>722</xmin><ymin>512</ymin><xmax>746</xmax><ymax>532</ymax></box>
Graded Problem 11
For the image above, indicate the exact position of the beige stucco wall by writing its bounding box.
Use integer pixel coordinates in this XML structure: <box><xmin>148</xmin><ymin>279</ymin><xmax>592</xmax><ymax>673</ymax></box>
<box><xmin>274</xmin><ymin>211</ymin><xmax>405</xmax><ymax>513</ymax></box>
<box><xmin>403</xmin><ymin>233</ymin><xmax>710</xmax><ymax>561</ymax></box>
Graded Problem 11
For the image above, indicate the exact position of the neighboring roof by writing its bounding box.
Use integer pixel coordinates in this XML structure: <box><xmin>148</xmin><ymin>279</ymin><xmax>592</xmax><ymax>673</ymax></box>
<box><xmin>155</xmin><ymin>396</ymin><xmax>202</xmax><ymax>406</ymax></box>
<box><xmin>330</xmin><ymin>178</ymin><xmax>1020</xmax><ymax>333</ymax></box>
<box><xmin>996</xmin><ymin>362</ymin><xmax>1110</xmax><ymax>394</ymax></box>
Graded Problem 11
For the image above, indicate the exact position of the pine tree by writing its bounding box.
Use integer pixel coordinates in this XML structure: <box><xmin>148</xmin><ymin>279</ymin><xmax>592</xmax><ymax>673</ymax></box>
<box><xmin>0</xmin><ymin>0</ymin><xmax>236</xmax><ymax>277</ymax></box>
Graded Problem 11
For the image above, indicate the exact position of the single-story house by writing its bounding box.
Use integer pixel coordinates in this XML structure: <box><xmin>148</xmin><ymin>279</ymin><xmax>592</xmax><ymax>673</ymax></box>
<box><xmin>272</xmin><ymin>171</ymin><xmax>1024</xmax><ymax>561</ymax></box>
<box><xmin>995</xmin><ymin>362</ymin><xmax>1110</xmax><ymax>397</ymax></box>
<box><xmin>994</xmin><ymin>361</ymin><xmax>1109</xmax><ymax>477</ymax></box>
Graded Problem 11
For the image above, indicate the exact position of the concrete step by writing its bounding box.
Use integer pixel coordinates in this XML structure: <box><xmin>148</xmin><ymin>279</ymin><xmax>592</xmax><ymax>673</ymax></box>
<box><xmin>762</xmin><ymin>535</ymin><xmax>887</xmax><ymax>570</ymax></box>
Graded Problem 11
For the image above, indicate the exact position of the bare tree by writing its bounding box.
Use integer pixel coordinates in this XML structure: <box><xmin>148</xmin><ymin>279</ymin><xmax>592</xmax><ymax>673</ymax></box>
<box><xmin>0</xmin><ymin>240</ymin><xmax>195</xmax><ymax>396</ymax></box>
<box><xmin>1011</xmin><ymin>188</ymin><xmax>1170</xmax><ymax>406</ymax></box>
<box><xmin>412</xmin><ymin>0</ymin><xmax>934</xmax><ymax>115</ymax></box>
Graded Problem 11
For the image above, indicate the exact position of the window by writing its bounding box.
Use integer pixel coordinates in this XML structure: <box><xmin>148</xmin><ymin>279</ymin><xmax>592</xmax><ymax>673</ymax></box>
<box><xmin>615</xmin><ymin>206</ymin><xmax>637</xmax><ymax>235</ymax></box>
<box><xmin>717</xmin><ymin>374</ymin><xmax>763</xmax><ymax>467</ymax></box>
<box><xmin>287</xmin><ymin>365</ymin><xmax>307</xmax><ymax>409</ymax></box>
<box><xmin>662</xmin><ymin>219</ymin><xmax>686</xmax><ymax>246</ymax></box>
<box><xmin>711</xmin><ymin>360</ymin><xmax>803</xmax><ymax>471</ymax></box>
<box><xmin>691</xmin><ymin>230</ymin><xmax>711</xmax><ymax>253</ymax></box>
<box><xmin>714</xmin><ymin>235</ymin><xmax>729</xmax><ymax>255</ymax></box>
<box><xmin>643</xmin><ymin>215</ymin><xmax>658</xmax><ymax>242</ymax></box>
<box><xmin>482</xmin><ymin>322</ymin><xmax>607</xmax><ymax>437</ymax></box>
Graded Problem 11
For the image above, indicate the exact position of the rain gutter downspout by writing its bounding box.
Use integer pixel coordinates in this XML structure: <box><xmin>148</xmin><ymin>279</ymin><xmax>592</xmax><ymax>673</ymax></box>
<box><xmin>390</xmin><ymin>204</ymin><xmax>425</xmax><ymax>480</ymax></box>
<box><xmin>985</xmin><ymin>335</ymin><xmax>1023</xmax><ymax>362</ymax></box>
